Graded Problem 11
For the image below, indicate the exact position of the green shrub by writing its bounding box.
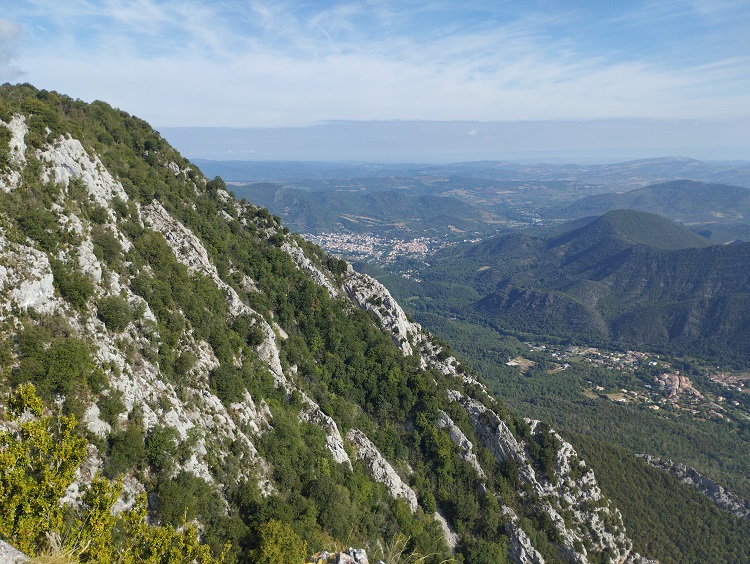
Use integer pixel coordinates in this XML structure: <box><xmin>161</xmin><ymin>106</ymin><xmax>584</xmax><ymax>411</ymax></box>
<box><xmin>210</xmin><ymin>365</ymin><xmax>246</xmax><ymax>405</ymax></box>
<box><xmin>105</xmin><ymin>425</ymin><xmax>145</xmax><ymax>478</ymax></box>
<box><xmin>0</xmin><ymin>125</ymin><xmax>12</xmax><ymax>171</ymax></box>
<box><xmin>98</xmin><ymin>390</ymin><xmax>126</xmax><ymax>427</ymax></box>
<box><xmin>13</xmin><ymin>333</ymin><xmax>93</xmax><ymax>400</ymax></box>
<box><xmin>173</xmin><ymin>351</ymin><xmax>196</xmax><ymax>377</ymax></box>
<box><xmin>88</xmin><ymin>204</ymin><xmax>108</xmax><ymax>224</ymax></box>
<box><xmin>154</xmin><ymin>471</ymin><xmax>222</xmax><ymax>527</ymax></box>
<box><xmin>249</xmin><ymin>519</ymin><xmax>307</xmax><ymax>564</ymax></box>
<box><xmin>91</xmin><ymin>225</ymin><xmax>123</xmax><ymax>267</ymax></box>
<box><xmin>145</xmin><ymin>425</ymin><xmax>179</xmax><ymax>472</ymax></box>
<box><xmin>97</xmin><ymin>295</ymin><xmax>132</xmax><ymax>331</ymax></box>
<box><xmin>18</xmin><ymin>207</ymin><xmax>59</xmax><ymax>251</ymax></box>
<box><xmin>50</xmin><ymin>259</ymin><xmax>94</xmax><ymax>309</ymax></box>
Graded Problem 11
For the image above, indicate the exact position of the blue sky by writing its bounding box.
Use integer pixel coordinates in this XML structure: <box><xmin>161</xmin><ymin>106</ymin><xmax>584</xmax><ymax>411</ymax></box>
<box><xmin>2</xmin><ymin>1</ymin><xmax>749</xmax><ymax>161</ymax></box>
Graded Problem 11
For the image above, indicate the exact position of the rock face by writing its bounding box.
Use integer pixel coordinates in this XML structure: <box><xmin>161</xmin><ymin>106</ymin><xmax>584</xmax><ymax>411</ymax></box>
<box><xmin>141</xmin><ymin>201</ymin><xmax>250</xmax><ymax>318</ymax></box>
<box><xmin>307</xmin><ymin>548</ymin><xmax>371</xmax><ymax>563</ymax></box>
<box><xmin>449</xmin><ymin>390</ymin><xmax>524</xmax><ymax>464</ymax></box>
<box><xmin>299</xmin><ymin>394</ymin><xmax>351</xmax><ymax>468</ymax></box>
<box><xmin>1</xmin><ymin>236</ymin><xmax>58</xmax><ymax>313</ymax></box>
<box><xmin>639</xmin><ymin>454</ymin><xmax>750</xmax><ymax>520</ymax></box>
<box><xmin>0</xmin><ymin>540</ymin><xmax>27</xmax><ymax>563</ymax></box>
<box><xmin>141</xmin><ymin>200</ymin><xmax>284</xmax><ymax>376</ymax></box>
<box><xmin>283</xmin><ymin>240</ymin><xmax>341</xmax><ymax>298</ymax></box>
<box><xmin>0</xmin><ymin>96</ymin><xmax>663</xmax><ymax>563</ymax></box>
<box><xmin>38</xmin><ymin>135</ymin><xmax>128</xmax><ymax>207</ymax></box>
<box><xmin>437</xmin><ymin>410</ymin><xmax>485</xmax><ymax>479</ymax></box>
<box><xmin>342</xmin><ymin>269</ymin><xmax>422</xmax><ymax>357</ymax></box>
<box><xmin>346</xmin><ymin>429</ymin><xmax>418</xmax><ymax>512</ymax></box>
<box><xmin>503</xmin><ymin>506</ymin><xmax>546</xmax><ymax>564</ymax></box>
<box><xmin>0</xmin><ymin>115</ymin><xmax>28</xmax><ymax>190</ymax></box>
<box><xmin>447</xmin><ymin>389</ymin><xmax>636</xmax><ymax>563</ymax></box>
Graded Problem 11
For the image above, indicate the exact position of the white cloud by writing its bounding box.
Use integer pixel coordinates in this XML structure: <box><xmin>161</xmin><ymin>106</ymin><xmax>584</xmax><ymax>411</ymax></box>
<box><xmin>4</xmin><ymin>1</ymin><xmax>750</xmax><ymax>128</ymax></box>
<box><xmin>0</xmin><ymin>18</ymin><xmax>23</xmax><ymax>81</ymax></box>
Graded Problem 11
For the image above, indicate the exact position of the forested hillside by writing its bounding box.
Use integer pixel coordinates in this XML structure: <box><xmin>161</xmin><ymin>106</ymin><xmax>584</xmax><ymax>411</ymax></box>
<box><xmin>0</xmin><ymin>84</ymin><xmax>704</xmax><ymax>563</ymax></box>
<box><xmin>548</xmin><ymin>180</ymin><xmax>750</xmax><ymax>225</ymax></box>
<box><xmin>354</xmin><ymin>207</ymin><xmax>750</xmax><ymax>542</ymax></box>
<box><xmin>391</xmin><ymin>209</ymin><xmax>750</xmax><ymax>365</ymax></box>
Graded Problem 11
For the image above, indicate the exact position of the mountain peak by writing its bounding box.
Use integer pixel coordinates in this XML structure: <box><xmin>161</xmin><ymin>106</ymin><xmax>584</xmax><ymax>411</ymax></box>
<box><xmin>559</xmin><ymin>208</ymin><xmax>712</xmax><ymax>251</ymax></box>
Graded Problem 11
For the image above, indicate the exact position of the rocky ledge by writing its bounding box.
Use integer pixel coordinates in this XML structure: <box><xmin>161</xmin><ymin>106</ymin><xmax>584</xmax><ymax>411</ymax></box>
<box><xmin>639</xmin><ymin>454</ymin><xmax>750</xmax><ymax>520</ymax></box>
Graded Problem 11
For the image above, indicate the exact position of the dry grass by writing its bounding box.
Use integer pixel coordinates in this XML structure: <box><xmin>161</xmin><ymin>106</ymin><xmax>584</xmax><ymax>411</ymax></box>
<box><xmin>381</xmin><ymin>534</ymin><xmax>456</xmax><ymax>564</ymax></box>
<box><xmin>28</xmin><ymin>533</ymin><xmax>83</xmax><ymax>564</ymax></box>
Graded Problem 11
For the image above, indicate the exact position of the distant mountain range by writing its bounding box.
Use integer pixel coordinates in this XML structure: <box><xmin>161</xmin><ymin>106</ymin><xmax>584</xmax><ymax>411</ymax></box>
<box><xmin>411</xmin><ymin>210</ymin><xmax>750</xmax><ymax>363</ymax></box>
<box><xmin>214</xmin><ymin>161</ymin><xmax>750</xmax><ymax>243</ymax></box>
<box><xmin>232</xmin><ymin>182</ymin><xmax>506</xmax><ymax>236</ymax></box>
<box><xmin>548</xmin><ymin>180</ymin><xmax>750</xmax><ymax>225</ymax></box>
<box><xmin>196</xmin><ymin>156</ymin><xmax>750</xmax><ymax>188</ymax></box>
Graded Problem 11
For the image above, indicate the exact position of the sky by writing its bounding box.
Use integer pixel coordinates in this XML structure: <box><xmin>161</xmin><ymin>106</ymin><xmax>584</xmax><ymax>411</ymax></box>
<box><xmin>2</xmin><ymin>0</ymin><xmax>750</xmax><ymax>162</ymax></box>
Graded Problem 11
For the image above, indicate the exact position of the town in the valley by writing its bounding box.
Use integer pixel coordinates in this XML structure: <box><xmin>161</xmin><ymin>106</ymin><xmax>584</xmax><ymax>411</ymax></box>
<box><xmin>515</xmin><ymin>342</ymin><xmax>749</xmax><ymax>425</ymax></box>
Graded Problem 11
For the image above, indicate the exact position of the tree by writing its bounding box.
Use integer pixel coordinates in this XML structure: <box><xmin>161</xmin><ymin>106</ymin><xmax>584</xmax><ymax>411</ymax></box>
<box><xmin>0</xmin><ymin>383</ymin><xmax>86</xmax><ymax>554</ymax></box>
<box><xmin>0</xmin><ymin>384</ymin><xmax>224</xmax><ymax>561</ymax></box>
<box><xmin>97</xmin><ymin>295</ymin><xmax>133</xmax><ymax>331</ymax></box>
<box><xmin>249</xmin><ymin>519</ymin><xmax>307</xmax><ymax>564</ymax></box>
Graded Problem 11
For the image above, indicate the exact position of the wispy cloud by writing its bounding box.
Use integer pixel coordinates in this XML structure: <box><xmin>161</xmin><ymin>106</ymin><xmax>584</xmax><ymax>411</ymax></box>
<box><xmin>0</xmin><ymin>18</ymin><xmax>23</xmax><ymax>80</ymax></box>
<box><xmin>2</xmin><ymin>1</ymin><xmax>750</xmax><ymax>129</ymax></box>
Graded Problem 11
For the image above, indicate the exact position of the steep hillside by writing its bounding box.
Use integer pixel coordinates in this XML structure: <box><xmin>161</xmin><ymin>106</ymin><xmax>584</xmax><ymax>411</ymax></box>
<box><xmin>407</xmin><ymin>209</ymin><xmax>750</xmax><ymax>364</ymax></box>
<box><xmin>473</xmin><ymin>236</ymin><xmax>750</xmax><ymax>361</ymax></box>
<box><xmin>0</xmin><ymin>85</ymin><xmax>667</xmax><ymax>563</ymax></box>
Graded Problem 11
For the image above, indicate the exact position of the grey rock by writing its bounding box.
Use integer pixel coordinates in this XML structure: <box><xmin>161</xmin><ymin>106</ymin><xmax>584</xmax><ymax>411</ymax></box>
<box><xmin>346</xmin><ymin>429</ymin><xmax>418</xmax><ymax>512</ymax></box>
<box><xmin>639</xmin><ymin>454</ymin><xmax>750</xmax><ymax>520</ymax></box>
<box><xmin>0</xmin><ymin>540</ymin><xmax>28</xmax><ymax>563</ymax></box>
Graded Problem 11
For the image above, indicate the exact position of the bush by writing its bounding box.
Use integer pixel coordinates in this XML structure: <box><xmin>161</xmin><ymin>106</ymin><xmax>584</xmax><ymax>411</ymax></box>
<box><xmin>91</xmin><ymin>225</ymin><xmax>123</xmax><ymax>267</ymax></box>
<box><xmin>145</xmin><ymin>425</ymin><xmax>179</xmax><ymax>472</ymax></box>
<box><xmin>18</xmin><ymin>207</ymin><xmax>59</xmax><ymax>251</ymax></box>
<box><xmin>105</xmin><ymin>425</ymin><xmax>145</xmax><ymax>478</ymax></box>
<box><xmin>0</xmin><ymin>125</ymin><xmax>12</xmax><ymax>171</ymax></box>
<box><xmin>50</xmin><ymin>259</ymin><xmax>94</xmax><ymax>309</ymax></box>
<box><xmin>13</xmin><ymin>335</ymin><xmax>93</xmax><ymax>399</ymax></box>
<box><xmin>250</xmin><ymin>519</ymin><xmax>307</xmax><ymax>564</ymax></box>
<box><xmin>173</xmin><ymin>351</ymin><xmax>196</xmax><ymax>377</ymax></box>
<box><xmin>88</xmin><ymin>204</ymin><xmax>109</xmax><ymax>224</ymax></box>
<box><xmin>210</xmin><ymin>365</ymin><xmax>246</xmax><ymax>405</ymax></box>
<box><xmin>98</xmin><ymin>390</ymin><xmax>125</xmax><ymax>427</ymax></box>
<box><xmin>460</xmin><ymin>538</ymin><xmax>508</xmax><ymax>563</ymax></box>
<box><xmin>97</xmin><ymin>295</ymin><xmax>132</xmax><ymax>331</ymax></box>
<box><xmin>0</xmin><ymin>384</ymin><xmax>86</xmax><ymax>555</ymax></box>
<box><xmin>154</xmin><ymin>471</ymin><xmax>223</xmax><ymax>527</ymax></box>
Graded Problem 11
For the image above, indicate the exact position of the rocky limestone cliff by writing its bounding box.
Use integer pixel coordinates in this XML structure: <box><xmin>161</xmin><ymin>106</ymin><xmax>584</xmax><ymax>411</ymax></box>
<box><xmin>346</xmin><ymin>429</ymin><xmax>418</xmax><ymax>512</ymax></box>
<box><xmin>0</xmin><ymin>539</ymin><xmax>27</xmax><ymax>563</ymax></box>
<box><xmin>639</xmin><ymin>454</ymin><xmax>750</xmax><ymax>520</ymax></box>
<box><xmin>0</xmin><ymin>92</ymin><xmax>658</xmax><ymax>563</ymax></box>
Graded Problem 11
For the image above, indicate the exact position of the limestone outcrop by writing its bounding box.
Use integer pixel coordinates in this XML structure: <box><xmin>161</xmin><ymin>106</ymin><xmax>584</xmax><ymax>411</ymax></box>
<box><xmin>639</xmin><ymin>454</ymin><xmax>750</xmax><ymax>520</ymax></box>
<box><xmin>346</xmin><ymin>429</ymin><xmax>418</xmax><ymax>512</ymax></box>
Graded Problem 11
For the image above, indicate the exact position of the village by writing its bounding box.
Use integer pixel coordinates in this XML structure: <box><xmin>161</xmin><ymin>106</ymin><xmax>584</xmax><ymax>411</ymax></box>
<box><xmin>304</xmin><ymin>231</ymin><xmax>440</xmax><ymax>263</ymax></box>
<box><xmin>511</xmin><ymin>342</ymin><xmax>750</xmax><ymax>425</ymax></box>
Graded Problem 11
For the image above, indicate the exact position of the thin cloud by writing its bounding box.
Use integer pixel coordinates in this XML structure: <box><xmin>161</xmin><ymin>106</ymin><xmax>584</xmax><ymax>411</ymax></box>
<box><xmin>3</xmin><ymin>0</ymin><xmax>750</xmax><ymax>128</ymax></box>
<box><xmin>0</xmin><ymin>18</ymin><xmax>23</xmax><ymax>81</ymax></box>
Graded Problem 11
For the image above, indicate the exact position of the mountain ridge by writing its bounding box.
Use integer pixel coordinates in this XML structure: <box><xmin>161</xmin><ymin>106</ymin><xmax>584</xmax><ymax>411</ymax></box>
<box><xmin>412</xmin><ymin>209</ymin><xmax>750</xmax><ymax>364</ymax></box>
<box><xmin>550</xmin><ymin>180</ymin><xmax>750</xmax><ymax>225</ymax></box>
<box><xmin>0</xmin><ymin>84</ymin><xmax>676</xmax><ymax>563</ymax></box>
